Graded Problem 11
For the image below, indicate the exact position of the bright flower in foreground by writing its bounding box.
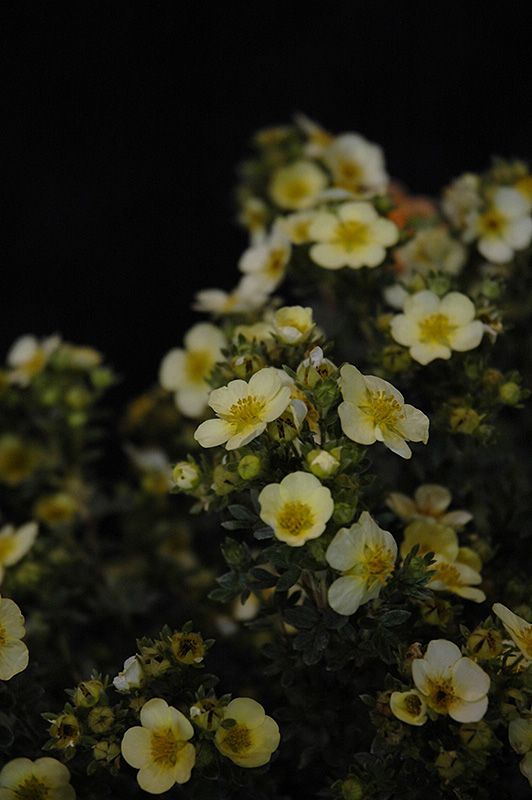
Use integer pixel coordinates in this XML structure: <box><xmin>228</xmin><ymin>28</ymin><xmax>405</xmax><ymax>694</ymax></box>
<box><xmin>7</xmin><ymin>334</ymin><xmax>60</xmax><ymax>385</ymax></box>
<box><xmin>326</xmin><ymin>511</ymin><xmax>397</xmax><ymax>616</ymax></box>
<box><xmin>159</xmin><ymin>323</ymin><xmax>225</xmax><ymax>418</ymax></box>
<box><xmin>412</xmin><ymin>639</ymin><xmax>490</xmax><ymax>722</ymax></box>
<box><xmin>269</xmin><ymin>160</ymin><xmax>327</xmax><ymax>210</ymax></box>
<box><xmin>509</xmin><ymin>717</ymin><xmax>532</xmax><ymax>787</ymax></box>
<box><xmin>272</xmin><ymin>306</ymin><xmax>315</xmax><ymax>345</ymax></box>
<box><xmin>239</xmin><ymin>225</ymin><xmax>291</xmax><ymax>291</ymax></box>
<box><xmin>0</xmin><ymin>757</ymin><xmax>75</xmax><ymax>799</ymax></box>
<box><xmin>258</xmin><ymin>471</ymin><xmax>334</xmax><ymax>547</ymax></box>
<box><xmin>466</xmin><ymin>187</ymin><xmax>532</xmax><ymax>263</ymax></box>
<box><xmin>388</xmin><ymin>484</ymin><xmax>472</xmax><ymax>529</ymax></box>
<box><xmin>194</xmin><ymin>368</ymin><xmax>291</xmax><ymax>451</ymax></box>
<box><xmin>0</xmin><ymin>595</ymin><xmax>29</xmax><ymax>680</ymax></box>
<box><xmin>214</xmin><ymin>697</ymin><xmax>280</xmax><ymax>768</ymax></box>
<box><xmin>338</xmin><ymin>364</ymin><xmax>429</xmax><ymax>459</ymax></box>
<box><xmin>390</xmin><ymin>290</ymin><xmax>484</xmax><ymax>365</ymax></box>
<box><xmin>121</xmin><ymin>698</ymin><xmax>195</xmax><ymax>793</ymax></box>
<box><xmin>390</xmin><ymin>690</ymin><xmax>427</xmax><ymax>726</ymax></box>
<box><xmin>492</xmin><ymin>603</ymin><xmax>532</xmax><ymax>663</ymax></box>
<box><xmin>309</xmin><ymin>201</ymin><xmax>398</xmax><ymax>270</ymax></box>
<box><xmin>322</xmin><ymin>133</ymin><xmax>388</xmax><ymax>197</ymax></box>
<box><xmin>0</xmin><ymin>522</ymin><xmax>38</xmax><ymax>583</ymax></box>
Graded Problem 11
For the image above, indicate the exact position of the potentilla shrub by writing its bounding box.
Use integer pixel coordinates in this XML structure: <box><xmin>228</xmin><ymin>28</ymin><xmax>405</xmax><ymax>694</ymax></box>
<box><xmin>0</xmin><ymin>117</ymin><xmax>531</xmax><ymax>799</ymax></box>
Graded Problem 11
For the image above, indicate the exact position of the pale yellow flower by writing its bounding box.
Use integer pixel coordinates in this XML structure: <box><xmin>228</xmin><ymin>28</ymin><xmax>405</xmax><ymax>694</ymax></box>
<box><xmin>193</xmin><ymin>275</ymin><xmax>270</xmax><ymax>315</ymax></box>
<box><xmin>7</xmin><ymin>335</ymin><xmax>60</xmax><ymax>386</ymax></box>
<box><xmin>465</xmin><ymin>187</ymin><xmax>532</xmax><ymax>263</ymax></box>
<box><xmin>239</xmin><ymin>225</ymin><xmax>291</xmax><ymax>291</ymax></box>
<box><xmin>412</xmin><ymin>639</ymin><xmax>490</xmax><ymax>722</ymax></box>
<box><xmin>391</xmin><ymin>290</ymin><xmax>484</xmax><ymax>365</ymax></box>
<box><xmin>442</xmin><ymin>173</ymin><xmax>481</xmax><ymax>229</ymax></box>
<box><xmin>394</xmin><ymin>227</ymin><xmax>466</xmax><ymax>278</ymax></box>
<box><xmin>387</xmin><ymin>484</ymin><xmax>472</xmax><ymax>529</ymax></box>
<box><xmin>113</xmin><ymin>655</ymin><xmax>144</xmax><ymax>693</ymax></box>
<box><xmin>233</xmin><ymin>321</ymin><xmax>274</xmax><ymax>344</ymax></box>
<box><xmin>272</xmin><ymin>306</ymin><xmax>315</xmax><ymax>345</ymax></box>
<box><xmin>390</xmin><ymin>690</ymin><xmax>427</xmax><ymax>726</ymax></box>
<box><xmin>194</xmin><ymin>368</ymin><xmax>291</xmax><ymax>450</ymax></box>
<box><xmin>0</xmin><ymin>522</ymin><xmax>38</xmax><ymax>584</ymax></box>
<box><xmin>309</xmin><ymin>202</ymin><xmax>398</xmax><ymax>270</ymax></box>
<box><xmin>0</xmin><ymin>595</ymin><xmax>29</xmax><ymax>680</ymax></box>
<box><xmin>429</xmin><ymin>559</ymin><xmax>485</xmax><ymax>603</ymax></box>
<box><xmin>121</xmin><ymin>698</ymin><xmax>195</xmax><ymax>793</ymax></box>
<box><xmin>258</xmin><ymin>471</ymin><xmax>334</xmax><ymax>547</ymax></box>
<box><xmin>492</xmin><ymin>603</ymin><xmax>532</xmax><ymax>663</ymax></box>
<box><xmin>279</xmin><ymin>210</ymin><xmax>318</xmax><ymax>244</ymax></box>
<box><xmin>326</xmin><ymin>511</ymin><xmax>397</xmax><ymax>616</ymax></box>
<box><xmin>400</xmin><ymin>520</ymin><xmax>460</xmax><ymax>563</ymax></box>
<box><xmin>0</xmin><ymin>757</ymin><xmax>75</xmax><ymax>800</ymax></box>
<box><xmin>214</xmin><ymin>698</ymin><xmax>280</xmax><ymax>768</ymax></box>
<box><xmin>322</xmin><ymin>133</ymin><xmax>388</xmax><ymax>197</ymax></box>
<box><xmin>269</xmin><ymin>160</ymin><xmax>327</xmax><ymax>210</ymax></box>
<box><xmin>159</xmin><ymin>323</ymin><xmax>225</xmax><ymax>418</ymax></box>
<box><xmin>338</xmin><ymin>364</ymin><xmax>429</xmax><ymax>459</ymax></box>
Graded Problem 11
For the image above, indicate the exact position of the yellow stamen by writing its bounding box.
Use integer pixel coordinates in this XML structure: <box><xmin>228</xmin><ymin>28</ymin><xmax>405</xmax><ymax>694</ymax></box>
<box><xmin>359</xmin><ymin>543</ymin><xmax>394</xmax><ymax>584</ymax></box>
<box><xmin>418</xmin><ymin>313</ymin><xmax>455</xmax><ymax>346</ymax></box>
<box><xmin>479</xmin><ymin>209</ymin><xmax>506</xmax><ymax>236</ymax></box>
<box><xmin>185</xmin><ymin>350</ymin><xmax>213</xmax><ymax>383</ymax></box>
<box><xmin>404</xmin><ymin>694</ymin><xmax>422</xmax><ymax>716</ymax></box>
<box><xmin>226</xmin><ymin>396</ymin><xmax>265</xmax><ymax>430</ymax></box>
<box><xmin>360</xmin><ymin>390</ymin><xmax>403</xmax><ymax>430</ymax></box>
<box><xmin>151</xmin><ymin>729</ymin><xmax>183</xmax><ymax>766</ymax></box>
<box><xmin>277</xmin><ymin>501</ymin><xmax>315</xmax><ymax>537</ymax></box>
<box><xmin>336</xmin><ymin>160</ymin><xmax>363</xmax><ymax>191</ymax></box>
<box><xmin>334</xmin><ymin>219</ymin><xmax>370</xmax><ymax>251</ymax></box>
<box><xmin>222</xmin><ymin>724</ymin><xmax>252</xmax><ymax>754</ymax></box>
<box><xmin>426</xmin><ymin>679</ymin><xmax>456</xmax><ymax>713</ymax></box>
<box><xmin>434</xmin><ymin>563</ymin><xmax>461</xmax><ymax>586</ymax></box>
<box><xmin>14</xmin><ymin>776</ymin><xmax>50</xmax><ymax>800</ymax></box>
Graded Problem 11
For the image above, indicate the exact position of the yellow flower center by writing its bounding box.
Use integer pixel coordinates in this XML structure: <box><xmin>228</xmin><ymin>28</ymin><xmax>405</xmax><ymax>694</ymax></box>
<box><xmin>282</xmin><ymin>178</ymin><xmax>313</xmax><ymax>203</ymax></box>
<box><xmin>21</xmin><ymin>350</ymin><xmax>47</xmax><ymax>378</ymax></box>
<box><xmin>359</xmin><ymin>543</ymin><xmax>395</xmax><ymax>584</ymax></box>
<box><xmin>336</xmin><ymin>160</ymin><xmax>363</xmax><ymax>191</ymax></box>
<box><xmin>479</xmin><ymin>209</ymin><xmax>506</xmax><ymax>236</ymax></box>
<box><xmin>222</xmin><ymin>723</ymin><xmax>252</xmax><ymax>755</ymax></box>
<box><xmin>151</xmin><ymin>729</ymin><xmax>183</xmax><ymax>767</ymax></box>
<box><xmin>185</xmin><ymin>350</ymin><xmax>213</xmax><ymax>384</ymax></box>
<box><xmin>426</xmin><ymin>679</ymin><xmax>456</xmax><ymax>713</ymax></box>
<box><xmin>434</xmin><ymin>562</ymin><xmax>461</xmax><ymax>585</ymax></box>
<box><xmin>277</xmin><ymin>501</ymin><xmax>315</xmax><ymax>537</ymax></box>
<box><xmin>404</xmin><ymin>693</ymin><xmax>422</xmax><ymax>716</ymax></box>
<box><xmin>418</xmin><ymin>313</ymin><xmax>455</xmax><ymax>346</ymax></box>
<box><xmin>334</xmin><ymin>219</ymin><xmax>370</xmax><ymax>251</ymax></box>
<box><xmin>516</xmin><ymin>627</ymin><xmax>532</xmax><ymax>659</ymax></box>
<box><xmin>265</xmin><ymin>248</ymin><xmax>287</xmax><ymax>279</ymax></box>
<box><xmin>360</xmin><ymin>390</ymin><xmax>403</xmax><ymax>431</ymax></box>
<box><xmin>14</xmin><ymin>776</ymin><xmax>50</xmax><ymax>800</ymax></box>
<box><xmin>291</xmin><ymin>220</ymin><xmax>311</xmax><ymax>242</ymax></box>
<box><xmin>0</xmin><ymin>536</ymin><xmax>15</xmax><ymax>563</ymax></box>
<box><xmin>226</xmin><ymin>395</ymin><xmax>266</xmax><ymax>430</ymax></box>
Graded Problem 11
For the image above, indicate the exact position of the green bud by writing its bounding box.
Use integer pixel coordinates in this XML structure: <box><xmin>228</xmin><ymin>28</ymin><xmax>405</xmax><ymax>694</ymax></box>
<box><xmin>88</xmin><ymin>706</ymin><xmax>114</xmax><ymax>734</ymax></box>
<box><xmin>172</xmin><ymin>461</ymin><xmax>201</xmax><ymax>491</ymax></box>
<box><xmin>67</xmin><ymin>411</ymin><xmax>88</xmax><ymax>428</ymax></box>
<box><xmin>449</xmin><ymin>407</ymin><xmax>481</xmax><ymax>434</ymax></box>
<box><xmin>435</xmin><ymin>750</ymin><xmax>464</xmax><ymax>781</ymax></box>
<box><xmin>237</xmin><ymin>454</ymin><xmax>262</xmax><ymax>480</ymax></box>
<box><xmin>467</xmin><ymin>627</ymin><xmax>503</xmax><ymax>660</ymax></box>
<box><xmin>90</xmin><ymin>367</ymin><xmax>115</xmax><ymax>389</ymax></box>
<box><xmin>481</xmin><ymin>278</ymin><xmax>502</xmax><ymax>300</ymax></box>
<box><xmin>381</xmin><ymin>345</ymin><xmax>412</xmax><ymax>373</ymax></box>
<box><xmin>427</xmin><ymin>274</ymin><xmax>451</xmax><ymax>297</ymax></box>
<box><xmin>313</xmin><ymin>379</ymin><xmax>340</xmax><ymax>409</ymax></box>
<box><xmin>306</xmin><ymin>449</ymin><xmax>340</xmax><ymax>479</ymax></box>
<box><xmin>93</xmin><ymin>741</ymin><xmax>120</xmax><ymax>762</ymax></box>
<box><xmin>230</xmin><ymin>354</ymin><xmax>266</xmax><ymax>379</ymax></box>
<box><xmin>499</xmin><ymin>382</ymin><xmax>521</xmax><ymax>405</ymax></box>
<box><xmin>40</xmin><ymin>386</ymin><xmax>62</xmax><ymax>406</ymax></box>
<box><xmin>65</xmin><ymin>386</ymin><xmax>92</xmax><ymax>409</ymax></box>
<box><xmin>212</xmin><ymin>465</ymin><xmax>239</xmax><ymax>496</ymax></box>
<box><xmin>333</xmin><ymin>501</ymin><xmax>357</xmax><ymax>526</ymax></box>
<box><xmin>72</xmin><ymin>679</ymin><xmax>104</xmax><ymax>708</ymax></box>
<box><xmin>458</xmin><ymin>721</ymin><xmax>493</xmax><ymax>750</ymax></box>
<box><xmin>419</xmin><ymin>597</ymin><xmax>453</xmax><ymax>628</ymax></box>
<box><xmin>267</xmin><ymin>413</ymin><xmax>299</xmax><ymax>442</ymax></box>
<box><xmin>341</xmin><ymin>778</ymin><xmax>364</xmax><ymax>800</ymax></box>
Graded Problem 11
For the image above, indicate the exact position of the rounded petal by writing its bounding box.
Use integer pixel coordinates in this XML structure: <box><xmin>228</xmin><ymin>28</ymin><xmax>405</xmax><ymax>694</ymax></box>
<box><xmin>390</xmin><ymin>315</ymin><xmax>419</xmax><ymax>346</ymax></box>
<box><xmin>442</xmin><ymin>510</ymin><xmax>473</xmax><ymax>528</ymax></box>
<box><xmin>184</xmin><ymin>322</ymin><xmax>225</xmax><ymax>354</ymax></box>
<box><xmin>439</xmin><ymin>292</ymin><xmax>475</xmax><ymax>324</ymax></box>
<box><xmin>328</xmin><ymin>576</ymin><xmax>366</xmax><ymax>616</ymax></box>
<box><xmin>448</xmin><ymin>321</ymin><xmax>484</xmax><ymax>352</ymax></box>
<box><xmin>262</xmin><ymin>386</ymin><xmax>292</xmax><ymax>422</ymax></box>
<box><xmin>169</xmin><ymin>707</ymin><xmax>194</xmax><ymax>741</ymax></box>
<box><xmin>452</xmin><ymin>657</ymin><xmax>490</xmax><ymax>701</ymax></box>
<box><xmin>386</xmin><ymin>492</ymin><xmax>417</xmax><ymax>520</ymax></box>
<box><xmin>280</xmin><ymin>471</ymin><xmax>322</xmax><ymax>499</ymax></box>
<box><xmin>254</xmin><ymin>716</ymin><xmax>280</xmax><ymax>752</ymax></box>
<box><xmin>32</xmin><ymin>757</ymin><xmax>72</xmax><ymax>787</ymax></box>
<box><xmin>415</xmin><ymin>485</ymin><xmax>451</xmax><ymax>515</ymax></box>
<box><xmin>371</xmin><ymin>217</ymin><xmax>398</xmax><ymax>246</ymax></box>
<box><xmin>137</xmin><ymin>763</ymin><xmax>176</xmax><ymax>794</ymax></box>
<box><xmin>226</xmin><ymin>423</ymin><xmax>266</xmax><ymax>450</ymax></box>
<box><xmin>310</xmin><ymin>243</ymin><xmax>347</xmax><ymax>269</ymax></box>
<box><xmin>258</xmin><ymin>484</ymin><xmax>282</xmax><ymax>523</ymax></box>
<box><xmin>326</xmin><ymin>525</ymin><xmax>363</xmax><ymax>571</ymax></box>
<box><xmin>412</xmin><ymin>658</ymin><xmax>431</xmax><ymax>695</ymax></box>
<box><xmin>363</xmin><ymin>374</ymin><xmax>404</xmax><ymax>403</ymax></box>
<box><xmin>0</xmin><ymin>598</ymin><xmax>26</xmax><ymax>639</ymax></box>
<box><xmin>338</xmin><ymin>202</ymin><xmax>377</xmax><ymax>224</ymax></box>
<box><xmin>208</xmin><ymin>381</ymin><xmax>248</xmax><ymax>413</ymax></box>
<box><xmin>449</xmin><ymin>695</ymin><xmax>488</xmax><ymax>723</ymax></box>
<box><xmin>159</xmin><ymin>349</ymin><xmax>186</xmax><ymax>391</ymax></box>
<box><xmin>121</xmin><ymin>726</ymin><xmax>152</xmax><ymax>769</ymax></box>
<box><xmin>4</xmin><ymin>522</ymin><xmax>38</xmax><ymax>566</ymax></box>
<box><xmin>339</xmin><ymin>364</ymin><xmax>367</xmax><ymax>404</ymax></box>
<box><xmin>478</xmin><ymin>236</ymin><xmax>513</xmax><ymax>263</ymax></box>
<box><xmin>453</xmin><ymin>586</ymin><xmax>486</xmax><ymax>603</ymax></box>
<box><xmin>0</xmin><ymin>758</ymin><xmax>33</xmax><ymax>787</ymax></box>
<box><xmin>399</xmin><ymin>405</ymin><xmax>430</xmax><ymax>444</ymax></box>
<box><xmin>308</xmin><ymin>211</ymin><xmax>339</xmax><ymax>240</ymax></box>
<box><xmin>0</xmin><ymin>639</ymin><xmax>28</xmax><ymax>680</ymax></box>
<box><xmin>176</xmin><ymin>386</ymin><xmax>209</xmax><ymax>418</ymax></box>
<box><xmin>380</xmin><ymin>430</ymin><xmax>412</xmax><ymax>459</ymax></box>
<box><xmin>225</xmin><ymin>698</ymin><xmax>265</xmax><ymax>729</ymax></box>
<box><xmin>504</xmin><ymin>216</ymin><xmax>532</xmax><ymax>249</ymax></box>
<box><xmin>140</xmin><ymin>698</ymin><xmax>173</xmax><ymax>730</ymax></box>
<box><xmin>173</xmin><ymin>742</ymin><xmax>196</xmax><ymax>784</ymax></box>
<box><xmin>424</xmin><ymin>639</ymin><xmax>462</xmax><ymax>674</ymax></box>
<box><xmin>194</xmin><ymin>419</ymin><xmax>233</xmax><ymax>448</ymax></box>
<box><xmin>338</xmin><ymin>402</ymin><xmax>376</xmax><ymax>445</ymax></box>
<box><xmin>410</xmin><ymin>342</ymin><xmax>451</xmax><ymax>364</ymax></box>
<box><xmin>403</xmin><ymin>291</ymin><xmax>440</xmax><ymax>320</ymax></box>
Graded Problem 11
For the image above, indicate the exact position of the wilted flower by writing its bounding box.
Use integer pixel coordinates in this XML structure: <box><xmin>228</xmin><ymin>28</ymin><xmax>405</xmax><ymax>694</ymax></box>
<box><xmin>0</xmin><ymin>758</ymin><xmax>75</xmax><ymax>800</ymax></box>
<box><xmin>113</xmin><ymin>655</ymin><xmax>144</xmax><ymax>693</ymax></box>
<box><xmin>258</xmin><ymin>471</ymin><xmax>334</xmax><ymax>547</ymax></box>
<box><xmin>0</xmin><ymin>522</ymin><xmax>38</xmax><ymax>583</ymax></box>
<box><xmin>214</xmin><ymin>697</ymin><xmax>280</xmax><ymax>768</ymax></box>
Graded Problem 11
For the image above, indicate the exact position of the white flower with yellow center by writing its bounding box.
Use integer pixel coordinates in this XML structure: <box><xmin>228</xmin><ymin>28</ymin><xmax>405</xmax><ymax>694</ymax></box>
<box><xmin>272</xmin><ymin>306</ymin><xmax>315</xmax><ymax>345</ymax></box>
<box><xmin>0</xmin><ymin>757</ymin><xmax>75</xmax><ymax>800</ymax></box>
<box><xmin>7</xmin><ymin>335</ymin><xmax>61</xmax><ymax>386</ymax></box>
<box><xmin>394</xmin><ymin>227</ymin><xmax>466</xmax><ymax>278</ymax></box>
<box><xmin>159</xmin><ymin>323</ymin><xmax>225</xmax><ymax>418</ymax></box>
<box><xmin>466</xmin><ymin>187</ymin><xmax>532</xmax><ymax>263</ymax></box>
<box><xmin>0</xmin><ymin>522</ymin><xmax>38</xmax><ymax>584</ymax></box>
<box><xmin>412</xmin><ymin>639</ymin><xmax>490</xmax><ymax>722</ymax></box>
<box><xmin>194</xmin><ymin>368</ymin><xmax>291</xmax><ymax>451</ymax></box>
<box><xmin>390</xmin><ymin>290</ymin><xmax>484</xmax><ymax>365</ymax></box>
<box><xmin>429</xmin><ymin>559</ymin><xmax>485</xmax><ymax>603</ymax></box>
<box><xmin>325</xmin><ymin>511</ymin><xmax>397</xmax><ymax>616</ymax></box>
<box><xmin>322</xmin><ymin>133</ymin><xmax>388</xmax><ymax>197</ymax></box>
<box><xmin>269</xmin><ymin>160</ymin><xmax>327</xmax><ymax>211</ymax></box>
<box><xmin>280</xmin><ymin>210</ymin><xmax>318</xmax><ymax>244</ymax></box>
<box><xmin>214</xmin><ymin>697</ymin><xmax>280</xmax><ymax>768</ymax></box>
<box><xmin>258</xmin><ymin>472</ymin><xmax>334</xmax><ymax>547</ymax></box>
<box><xmin>509</xmin><ymin>717</ymin><xmax>532</xmax><ymax>787</ymax></box>
<box><xmin>239</xmin><ymin>225</ymin><xmax>291</xmax><ymax>291</ymax></box>
<box><xmin>309</xmin><ymin>202</ymin><xmax>398</xmax><ymax>270</ymax></box>
<box><xmin>390</xmin><ymin>690</ymin><xmax>428</xmax><ymax>726</ymax></box>
<box><xmin>492</xmin><ymin>603</ymin><xmax>532</xmax><ymax>663</ymax></box>
<box><xmin>387</xmin><ymin>484</ymin><xmax>472</xmax><ymax>529</ymax></box>
<box><xmin>338</xmin><ymin>364</ymin><xmax>429</xmax><ymax>459</ymax></box>
<box><xmin>193</xmin><ymin>275</ymin><xmax>271</xmax><ymax>315</ymax></box>
<box><xmin>442</xmin><ymin>173</ymin><xmax>481</xmax><ymax>229</ymax></box>
<box><xmin>121</xmin><ymin>698</ymin><xmax>195</xmax><ymax>794</ymax></box>
<box><xmin>399</xmin><ymin>519</ymin><xmax>483</xmax><ymax>589</ymax></box>
<box><xmin>0</xmin><ymin>595</ymin><xmax>29</xmax><ymax>681</ymax></box>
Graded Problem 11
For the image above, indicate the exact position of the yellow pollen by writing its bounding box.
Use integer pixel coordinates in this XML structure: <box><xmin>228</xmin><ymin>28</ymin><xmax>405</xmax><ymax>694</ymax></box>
<box><xmin>434</xmin><ymin>562</ymin><xmax>461</xmax><ymax>585</ymax></box>
<box><xmin>223</xmin><ymin>723</ymin><xmax>252</xmax><ymax>754</ymax></box>
<box><xmin>277</xmin><ymin>501</ymin><xmax>314</xmax><ymax>537</ymax></box>
<box><xmin>185</xmin><ymin>350</ymin><xmax>213</xmax><ymax>383</ymax></box>
<box><xmin>265</xmin><ymin>249</ymin><xmax>286</xmax><ymax>278</ymax></box>
<box><xmin>404</xmin><ymin>694</ymin><xmax>422</xmax><ymax>716</ymax></box>
<box><xmin>427</xmin><ymin>679</ymin><xmax>456</xmax><ymax>713</ymax></box>
<box><xmin>360</xmin><ymin>544</ymin><xmax>394</xmax><ymax>584</ymax></box>
<box><xmin>334</xmin><ymin>219</ymin><xmax>370</xmax><ymax>251</ymax></box>
<box><xmin>14</xmin><ymin>776</ymin><xmax>50</xmax><ymax>800</ymax></box>
<box><xmin>360</xmin><ymin>390</ymin><xmax>403</xmax><ymax>430</ymax></box>
<box><xmin>151</xmin><ymin>729</ymin><xmax>183</xmax><ymax>766</ymax></box>
<box><xmin>479</xmin><ymin>209</ymin><xmax>506</xmax><ymax>236</ymax></box>
<box><xmin>225</xmin><ymin>395</ymin><xmax>266</xmax><ymax>432</ymax></box>
<box><xmin>418</xmin><ymin>313</ymin><xmax>455</xmax><ymax>346</ymax></box>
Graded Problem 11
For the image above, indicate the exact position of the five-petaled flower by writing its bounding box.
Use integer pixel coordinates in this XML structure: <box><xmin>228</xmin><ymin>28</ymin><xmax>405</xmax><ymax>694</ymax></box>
<box><xmin>0</xmin><ymin>757</ymin><xmax>75</xmax><ymax>800</ymax></box>
<box><xmin>465</xmin><ymin>187</ymin><xmax>532</xmax><ymax>263</ymax></box>
<box><xmin>0</xmin><ymin>595</ymin><xmax>29</xmax><ymax>681</ymax></box>
<box><xmin>269</xmin><ymin>160</ymin><xmax>327</xmax><ymax>210</ymax></box>
<box><xmin>322</xmin><ymin>133</ymin><xmax>388</xmax><ymax>197</ymax></box>
<box><xmin>214</xmin><ymin>698</ymin><xmax>280</xmax><ymax>768</ymax></box>
<box><xmin>258</xmin><ymin>471</ymin><xmax>334</xmax><ymax>547</ymax></box>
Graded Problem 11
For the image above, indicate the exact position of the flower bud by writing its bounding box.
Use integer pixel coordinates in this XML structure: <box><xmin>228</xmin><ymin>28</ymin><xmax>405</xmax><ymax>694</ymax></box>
<box><xmin>340</xmin><ymin>778</ymin><xmax>364</xmax><ymax>800</ymax></box>
<box><xmin>49</xmin><ymin>714</ymin><xmax>81</xmax><ymax>749</ymax></box>
<box><xmin>237</xmin><ymin>454</ymin><xmax>262</xmax><ymax>480</ymax></box>
<box><xmin>482</xmin><ymin>368</ymin><xmax>503</xmax><ymax>387</ymax></box>
<box><xmin>333</xmin><ymin>501</ymin><xmax>357</xmax><ymax>526</ymax></box>
<box><xmin>72</xmin><ymin>679</ymin><xmax>104</xmax><ymax>708</ymax></box>
<box><xmin>458</xmin><ymin>721</ymin><xmax>493</xmax><ymax>750</ymax></box>
<box><xmin>189</xmin><ymin>697</ymin><xmax>224</xmax><ymax>732</ymax></box>
<box><xmin>480</xmin><ymin>278</ymin><xmax>502</xmax><ymax>300</ymax></box>
<box><xmin>172</xmin><ymin>460</ymin><xmax>201</xmax><ymax>491</ymax></box>
<box><xmin>449</xmin><ymin>407</ymin><xmax>482</xmax><ymax>434</ymax></box>
<box><xmin>170</xmin><ymin>631</ymin><xmax>205</xmax><ymax>665</ymax></box>
<box><xmin>65</xmin><ymin>386</ymin><xmax>92</xmax><ymax>409</ymax></box>
<box><xmin>427</xmin><ymin>274</ymin><xmax>451</xmax><ymax>297</ymax></box>
<box><xmin>272</xmin><ymin>306</ymin><xmax>314</xmax><ymax>345</ymax></box>
<box><xmin>296</xmin><ymin>347</ymin><xmax>336</xmax><ymax>387</ymax></box>
<box><xmin>93</xmin><ymin>741</ymin><xmax>121</xmax><ymax>762</ymax></box>
<box><xmin>88</xmin><ymin>706</ymin><xmax>115</xmax><ymax>734</ymax></box>
<box><xmin>499</xmin><ymin>382</ymin><xmax>521</xmax><ymax>405</ymax></box>
<box><xmin>419</xmin><ymin>597</ymin><xmax>453</xmax><ymax>628</ymax></box>
<box><xmin>90</xmin><ymin>366</ymin><xmax>115</xmax><ymax>389</ymax></box>
<box><xmin>230</xmin><ymin>353</ymin><xmax>266</xmax><ymax>379</ymax></box>
<box><xmin>212</xmin><ymin>464</ymin><xmax>239</xmax><ymax>496</ymax></box>
<box><xmin>381</xmin><ymin>345</ymin><xmax>412</xmax><ymax>373</ymax></box>
<box><xmin>467</xmin><ymin>627</ymin><xmax>503</xmax><ymax>660</ymax></box>
<box><xmin>306</xmin><ymin>449</ymin><xmax>340</xmax><ymax>479</ymax></box>
<box><xmin>435</xmin><ymin>750</ymin><xmax>464</xmax><ymax>781</ymax></box>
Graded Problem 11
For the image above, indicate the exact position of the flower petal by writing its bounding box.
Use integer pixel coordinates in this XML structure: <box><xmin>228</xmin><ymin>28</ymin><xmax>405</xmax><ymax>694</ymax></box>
<box><xmin>328</xmin><ymin>576</ymin><xmax>366</xmax><ymax>616</ymax></box>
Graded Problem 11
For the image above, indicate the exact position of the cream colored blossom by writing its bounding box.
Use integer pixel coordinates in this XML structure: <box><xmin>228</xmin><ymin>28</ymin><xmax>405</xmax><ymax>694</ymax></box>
<box><xmin>391</xmin><ymin>290</ymin><xmax>484</xmax><ymax>365</ymax></box>
<box><xmin>0</xmin><ymin>522</ymin><xmax>38</xmax><ymax>584</ymax></box>
<box><xmin>412</xmin><ymin>639</ymin><xmax>490</xmax><ymax>722</ymax></box>
<box><xmin>7</xmin><ymin>335</ymin><xmax>60</xmax><ymax>386</ymax></box>
<box><xmin>258</xmin><ymin>471</ymin><xmax>334</xmax><ymax>547</ymax></box>
<box><xmin>121</xmin><ymin>698</ymin><xmax>195</xmax><ymax>793</ymax></box>
<box><xmin>387</xmin><ymin>484</ymin><xmax>472</xmax><ymax>529</ymax></box>
<box><xmin>338</xmin><ymin>364</ymin><xmax>429</xmax><ymax>459</ymax></box>
<box><xmin>394</xmin><ymin>227</ymin><xmax>466</xmax><ymax>278</ymax></box>
<box><xmin>193</xmin><ymin>275</ymin><xmax>270</xmax><ymax>315</ymax></box>
<box><xmin>214</xmin><ymin>698</ymin><xmax>280</xmax><ymax>768</ymax></box>
<box><xmin>465</xmin><ymin>187</ymin><xmax>532</xmax><ymax>263</ymax></box>
<box><xmin>0</xmin><ymin>757</ymin><xmax>75</xmax><ymax>800</ymax></box>
<box><xmin>113</xmin><ymin>655</ymin><xmax>144</xmax><ymax>693</ymax></box>
<box><xmin>442</xmin><ymin>173</ymin><xmax>481</xmax><ymax>229</ymax></box>
<box><xmin>400</xmin><ymin>520</ymin><xmax>460</xmax><ymax>563</ymax></box>
<box><xmin>159</xmin><ymin>323</ymin><xmax>225</xmax><ymax>418</ymax></box>
<box><xmin>309</xmin><ymin>202</ymin><xmax>398</xmax><ymax>270</ymax></box>
<box><xmin>269</xmin><ymin>160</ymin><xmax>327</xmax><ymax>210</ymax></box>
<box><xmin>272</xmin><ymin>306</ymin><xmax>315</xmax><ymax>345</ymax></box>
<box><xmin>233</xmin><ymin>321</ymin><xmax>274</xmax><ymax>344</ymax></box>
<box><xmin>239</xmin><ymin>225</ymin><xmax>291</xmax><ymax>291</ymax></box>
<box><xmin>390</xmin><ymin>690</ymin><xmax>427</xmax><ymax>726</ymax></box>
<box><xmin>194</xmin><ymin>368</ymin><xmax>291</xmax><ymax>451</ymax></box>
<box><xmin>322</xmin><ymin>133</ymin><xmax>388</xmax><ymax>197</ymax></box>
<box><xmin>326</xmin><ymin>511</ymin><xmax>397</xmax><ymax>616</ymax></box>
<box><xmin>280</xmin><ymin>210</ymin><xmax>318</xmax><ymax>244</ymax></box>
<box><xmin>509</xmin><ymin>717</ymin><xmax>532</xmax><ymax>787</ymax></box>
<box><xmin>492</xmin><ymin>603</ymin><xmax>532</xmax><ymax>663</ymax></box>
<box><xmin>0</xmin><ymin>595</ymin><xmax>29</xmax><ymax>680</ymax></box>
<box><xmin>429</xmin><ymin>559</ymin><xmax>485</xmax><ymax>603</ymax></box>
<box><xmin>238</xmin><ymin>196</ymin><xmax>268</xmax><ymax>242</ymax></box>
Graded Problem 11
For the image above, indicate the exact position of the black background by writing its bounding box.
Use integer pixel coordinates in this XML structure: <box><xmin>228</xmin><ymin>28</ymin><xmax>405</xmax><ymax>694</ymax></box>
<box><xmin>5</xmin><ymin>2</ymin><xmax>532</xmax><ymax>402</ymax></box>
